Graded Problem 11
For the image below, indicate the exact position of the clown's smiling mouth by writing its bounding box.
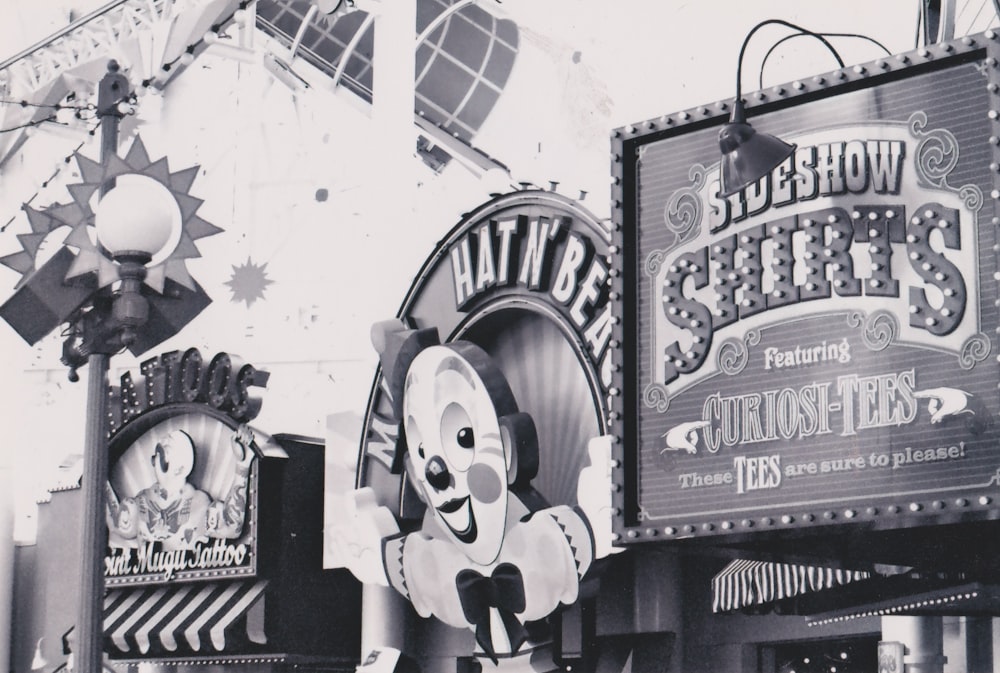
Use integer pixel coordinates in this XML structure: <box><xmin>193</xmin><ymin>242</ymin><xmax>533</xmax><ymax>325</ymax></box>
<box><xmin>436</xmin><ymin>496</ymin><xmax>478</xmax><ymax>543</ymax></box>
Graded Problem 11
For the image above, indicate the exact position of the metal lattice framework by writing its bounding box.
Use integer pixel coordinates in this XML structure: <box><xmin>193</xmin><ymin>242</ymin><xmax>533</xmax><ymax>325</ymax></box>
<box><xmin>0</xmin><ymin>0</ymin><xmax>244</xmax><ymax>167</ymax></box>
<box><xmin>255</xmin><ymin>0</ymin><xmax>519</xmax><ymax>171</ymax></box>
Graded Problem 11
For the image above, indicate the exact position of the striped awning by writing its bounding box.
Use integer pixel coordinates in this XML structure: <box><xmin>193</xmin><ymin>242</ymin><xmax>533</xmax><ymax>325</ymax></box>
<box><xmin>104</xmin><ymin>580</ymin><xmax>267</xmax><ymax>656</ymax></box>
<box><xmin>712</xmin><ymin>559</ymin><xmax>870</xmax><ymax>613</ymax></box>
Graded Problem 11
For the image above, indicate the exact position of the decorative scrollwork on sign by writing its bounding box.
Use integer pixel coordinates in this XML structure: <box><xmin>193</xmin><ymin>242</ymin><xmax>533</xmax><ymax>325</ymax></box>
<box><xmin>663</xmin><ymin>163</ymin><xmax>707</xmax><ymax>244</ymax></box>
<box><xmin>959</xmin><ymin>332</ymin><xmax>991</xmax><ymax>370</ymax></box>
<box><xmin>910</xmin><ymin>111</ymin><xmax>958</xmax><ymax>183</ymax></box>
<box><xmin>861</xmin><ymin>311</ymin><xmax>898</xmax><ymax>351</ymax></box>
<box><xmin>717</xmin><ymin>338</ymin><xmax>748</xmax><ymax>376</ymax></box>
<box><xmin>846</xmin><ymin>311</ymin><xmax>897</xmax><ymax>350</ymax></box>
<box><xmin>645</xmin><ymin>249</ymin><xmax>668</xmax><ymax>276</ymax></box>
<box><xmin>908</xmin><ymin>111</ymin><xmax>984</xmax><ymax>210</ymax></box>
<box><xmin>959</xmin><ymin>184</ymin><xmax>984</xmax><ymax>212</ymax></box>
<box><xmin>643</xmin><ymin>383</ymin><xmax>670</xmax><ymax>413</ymax></box>
<box><xmin>717</xmin><ymin>330</ymin><xmax>760</xmax><ymax>376</ymax></box>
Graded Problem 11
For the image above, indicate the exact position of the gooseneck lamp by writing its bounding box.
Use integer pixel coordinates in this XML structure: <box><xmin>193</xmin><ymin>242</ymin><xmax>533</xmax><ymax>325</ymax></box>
<box><xmin>718</xmin><ymin>19</ymin><xmax>845</xmax><ymax>198</ymax></box>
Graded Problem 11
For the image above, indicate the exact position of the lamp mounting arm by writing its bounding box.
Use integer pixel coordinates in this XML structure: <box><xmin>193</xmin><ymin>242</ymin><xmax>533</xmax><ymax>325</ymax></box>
<box><xmin>734</xmin><ymin>19</ymin><xmax>846</xmax><ymax>106</ymax></box>
<box><xmin>758</xmin><ymin>31</ymin><xmax>890</xmax><ymax>90</ymax></box>
<box><xmin>60</xmin><ymin>295</ymin><xmax>124</xmax><ymax>381</ymax></box>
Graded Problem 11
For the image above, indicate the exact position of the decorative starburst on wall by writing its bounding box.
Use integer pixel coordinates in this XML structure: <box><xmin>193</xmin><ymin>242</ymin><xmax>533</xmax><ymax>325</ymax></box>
<box><xmin>226</xmin><ymin>257</ymin><xmax>273</xmax><ymax>307</ymax></box>
<box><xmin>0</xmin><ymin>203</ymin><xmax>75</xmax><ymax>289</ymax></box>
<box><xmin>0</xmin><ymin>135</ymin><xmax>222</xmax><ymax>292</ymax></box>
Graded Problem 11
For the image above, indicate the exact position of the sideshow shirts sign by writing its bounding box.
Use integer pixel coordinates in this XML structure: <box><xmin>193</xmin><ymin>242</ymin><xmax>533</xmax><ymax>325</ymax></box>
<box><xmin>612</xmin><ymin>50</ymin><xmax>1000</xmax><ymax>541</ymax></box>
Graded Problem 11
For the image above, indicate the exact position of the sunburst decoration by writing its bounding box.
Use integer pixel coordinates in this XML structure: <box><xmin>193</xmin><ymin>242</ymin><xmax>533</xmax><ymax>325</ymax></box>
<box><xmin>0</xmin><ymin>201</ymin><xmax>83</xmax><ymax>289</ymax></box>
<box><xmin>1</xmin><ymin>135</ymin><xmax>222</xmax><ymax>294</ymax></box>
<box><xmin>225</xmin><ymin>257</ymin><xmax>273</xmax><ymax>307</ymax></box>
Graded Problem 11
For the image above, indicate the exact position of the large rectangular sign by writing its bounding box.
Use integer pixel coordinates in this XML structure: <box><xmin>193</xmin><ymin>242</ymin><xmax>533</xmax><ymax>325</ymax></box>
<box><xmin>610</xmin><ymin>35</ymin><xmax>1000</xmax><ymax>543</ymax></box>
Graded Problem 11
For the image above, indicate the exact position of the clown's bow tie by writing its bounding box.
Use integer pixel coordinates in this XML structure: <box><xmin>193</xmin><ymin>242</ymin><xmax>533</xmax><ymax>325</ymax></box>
<box><xmin>456</xmin><ymin>563</ymin><xmax>528</xmax><ymax>662</ymax></box>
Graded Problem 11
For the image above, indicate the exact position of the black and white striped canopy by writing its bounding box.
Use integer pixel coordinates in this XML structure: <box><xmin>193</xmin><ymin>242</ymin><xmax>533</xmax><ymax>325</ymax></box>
<box><xmin>103</xmin><ymin>580</ymin><xmax>267</xmax><ymax>656</ymax></box>
<box><xmin>712</xmin><ymin>559</ymin><xmax>870</xmax><ymax>613</ymax></box>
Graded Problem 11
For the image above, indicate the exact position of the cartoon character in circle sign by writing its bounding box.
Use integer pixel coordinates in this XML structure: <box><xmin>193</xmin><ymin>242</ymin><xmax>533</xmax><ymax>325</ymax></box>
<box><xmin>329</xmin><ymin>321</ymin><xmax>618</xmax><ymax>663</ymax></box>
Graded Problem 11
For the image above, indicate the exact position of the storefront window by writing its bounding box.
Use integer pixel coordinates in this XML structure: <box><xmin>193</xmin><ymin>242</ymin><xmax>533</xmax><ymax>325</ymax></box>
<box><xmin>762</xmin><ymin>636</ymin><xmax>879</xmax><ymax>673</ymax></box>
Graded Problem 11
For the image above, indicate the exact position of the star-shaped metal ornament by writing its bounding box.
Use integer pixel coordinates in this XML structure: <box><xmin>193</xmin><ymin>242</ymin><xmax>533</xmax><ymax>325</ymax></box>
<box><xmin>225</xmin><ymin>257</ymin><xmax>273</xmax><ymax>307</ymax></box>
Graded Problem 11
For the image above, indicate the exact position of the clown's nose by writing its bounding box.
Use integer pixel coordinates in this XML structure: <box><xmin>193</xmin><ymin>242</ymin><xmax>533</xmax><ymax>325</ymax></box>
<box><xmin>425</xmin><ymin>456</ymin><xmax>451</xmax><ymax>490</ymax></box>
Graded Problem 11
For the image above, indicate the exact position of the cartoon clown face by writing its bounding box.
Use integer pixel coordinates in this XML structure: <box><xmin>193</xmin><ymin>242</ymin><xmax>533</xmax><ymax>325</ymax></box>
<box><xmin>402</xmin><ymin>342</ymin><xmax>516</xmax><ymax>566</ymax></box>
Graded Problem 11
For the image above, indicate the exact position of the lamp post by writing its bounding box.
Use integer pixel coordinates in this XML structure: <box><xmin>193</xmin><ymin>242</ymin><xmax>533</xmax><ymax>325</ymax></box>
<box><xmin>72</xmin><ymin>61</ymin><xmax>174</xmax><ymax>672</ymax></box>
<box><xmin>72</xmin><ymin>59</ymin><xmax>127</xmax><ymax>673</ymax></box>
<box><xmin>0</xmin><ymin>58</ymin><xmax>217</xmax><ymax>669</ymax></box>
<box><xmin>72</xmin><ymin>199</ymin><xmax>175</xmax><ymax>672</ymax></box>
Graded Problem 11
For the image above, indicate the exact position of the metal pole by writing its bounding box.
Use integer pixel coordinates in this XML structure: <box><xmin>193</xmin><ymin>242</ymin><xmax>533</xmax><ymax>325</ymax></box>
<box><xmin>0</xmin><ymin>462</ymin><xmax>14</xmax><ymax>673</ymax></box>
<box><xmin>965</xmin><ymin>616</ymin><xmax>993</xmax><ymax>673</ymax></box>
<box><xmin>75</xmin><ymin>59</ymin><xmax>128</xmax><ymax>673</ymax></box>
<box><xmin>75</xmin><ymin>352</ymin><xmax>111</xmax><ymax>673</ymax></box>
<box><xmin>882</xmin><ymin>615</ymin><xmax>947</xmax><ymax>673</ymax></box>
<box><xmin>360</xmin><ymin>0</ymin><xmax>418</xmax><ymax>659</ymax></box>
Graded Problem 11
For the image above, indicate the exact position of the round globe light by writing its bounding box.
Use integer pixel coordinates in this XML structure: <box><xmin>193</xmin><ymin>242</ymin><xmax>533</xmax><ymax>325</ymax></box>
<box><xmin>94</xmin><ymin>174</ymin><xmax>179</xmax><ymax>261</ymax></box>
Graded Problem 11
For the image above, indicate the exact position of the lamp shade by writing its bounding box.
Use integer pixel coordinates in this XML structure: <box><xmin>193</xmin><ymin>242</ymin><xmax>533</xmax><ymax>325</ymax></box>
<box><xmin>718</xmin><ymin>100</ymin><xmax>795</xmax><ymax>198</ymax></box>
<box><xmin>94</xmin><ymin>174</ymin><xmax>178</xmax><ymax>259</ymax></box>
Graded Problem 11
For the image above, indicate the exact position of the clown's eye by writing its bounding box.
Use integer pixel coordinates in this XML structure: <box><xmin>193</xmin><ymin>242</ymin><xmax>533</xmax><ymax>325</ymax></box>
<box><xmin>441</xmin><ymin>402</ymin><xmax>475</xmax><ymax>472</ymax></box>
<box><xmin>405</xmin><ymin>417</ymin><xmax>424</xmax><ymax>462</ymax></box>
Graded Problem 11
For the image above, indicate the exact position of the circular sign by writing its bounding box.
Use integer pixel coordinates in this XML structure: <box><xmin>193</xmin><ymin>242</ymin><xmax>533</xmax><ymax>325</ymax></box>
<box><xmin>358</xmin><ymin>190</ymin><xmax>614</xmax><ymax>513</ymax></box>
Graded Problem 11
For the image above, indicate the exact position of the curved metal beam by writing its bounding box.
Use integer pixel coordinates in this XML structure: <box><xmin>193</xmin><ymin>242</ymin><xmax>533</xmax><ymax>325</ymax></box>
<box><xmin>289</xmin><ymin>4</ymin><xmax>319</xmax><ymax>59</ymax></box>
<box><xmin>331</xmin><ymin>11</ymin><xmax>376</xmax><ymax>89</ymax></box>
<box><xmin>415</xmin><ymin>0</ymin><xmax>475</xmax><ymax>46</ymax></box>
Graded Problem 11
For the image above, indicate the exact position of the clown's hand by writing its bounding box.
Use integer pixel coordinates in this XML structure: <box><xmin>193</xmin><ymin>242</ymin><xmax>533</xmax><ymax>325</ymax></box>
<box><xmin>104</xmin><ymin>481</ymin><xmax>120</xmax><ymax>513</ymax></box>
<box><xmin>913</xmin><ymin>387</ymin><xmax>973</xmax><ymax>423</ymax></box>
<box><xmin>326</xmin><ymin>487</ymin><xmax>400</xmax><ymax>586</ymax></box>
<box><xmin>661</xmin><ymin>420</ymin><xmax>710</xmax><ymax>454</ymax></box>
<box><xmin>230</xmin><ymin>424</ymin><xmax>256</xmax><ymax>466</ymax></box>
<box><xmin>576</xmin><ymin>435</ymin><xmax>623</xmax><ymax>558</ymax></box>
<box><xmin>105</xmin><ymin>482</ymin><xmax>137</xmax><ymax>538</ymax></box>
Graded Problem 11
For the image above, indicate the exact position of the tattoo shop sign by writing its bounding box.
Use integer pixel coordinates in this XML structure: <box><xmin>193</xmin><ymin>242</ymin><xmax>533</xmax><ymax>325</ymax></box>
<box><xmin>103</xmin><ymin>349</ymin><xmax>269</xmax><ymax>584</ymax></box>
<box><xmin>611</xmin><ymin>46</ymin><xmax>1000</xmax><ymax>543</ymax></box>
